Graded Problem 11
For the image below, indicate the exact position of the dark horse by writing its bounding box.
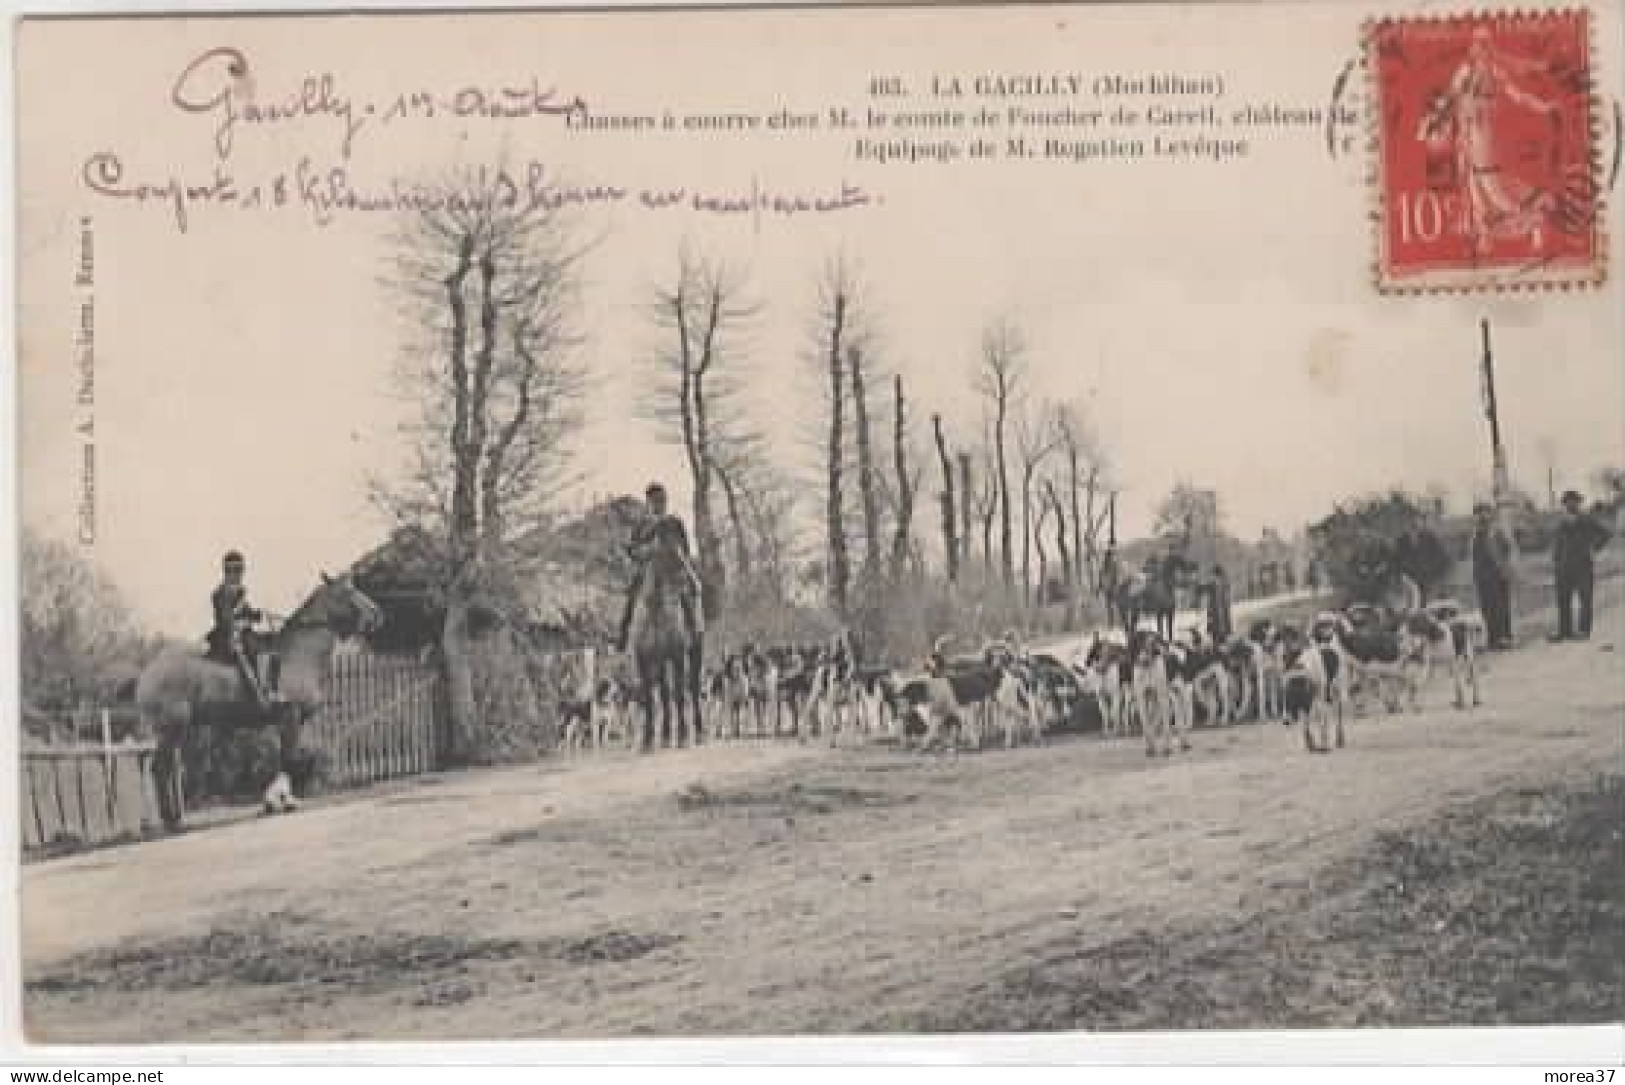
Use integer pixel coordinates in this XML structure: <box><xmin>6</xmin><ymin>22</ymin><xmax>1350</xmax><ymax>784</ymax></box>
<box><xmin>628</xmin><ymin>534</ymin><xmax>705</xmax><ymax>750</ymax></box>
<box><xmin>1114</xmin><ymin>553</ymin><xmax>1189</xmax><ymax>640</ymax></box>
<box><xmin>134</xmin><ymin>573</ymin><xmax>384</xmax><ymax>828</ymax></box>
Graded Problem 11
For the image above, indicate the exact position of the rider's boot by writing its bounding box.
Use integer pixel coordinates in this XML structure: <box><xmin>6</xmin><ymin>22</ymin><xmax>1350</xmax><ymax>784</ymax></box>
<box><xmin>237</xmin><ymin>653</ymin><xmax>271</xmax><ymax>712</ymax></box>
<box><xmin>264</xmin><ymin>654</ymin><xmax>285</xmax><ymax>704</ymax></box>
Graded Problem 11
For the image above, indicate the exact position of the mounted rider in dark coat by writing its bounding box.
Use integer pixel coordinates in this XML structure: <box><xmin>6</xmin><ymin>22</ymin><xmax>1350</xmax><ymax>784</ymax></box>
<box><xmin>617</xmin><ymin>482</ymin><xmax>703</xmax><ymax>652</ymax></box>
<box><xmin>206</xmin><ymin>550</ymin><xmax>277</xmax><ymax>709</ymax></box>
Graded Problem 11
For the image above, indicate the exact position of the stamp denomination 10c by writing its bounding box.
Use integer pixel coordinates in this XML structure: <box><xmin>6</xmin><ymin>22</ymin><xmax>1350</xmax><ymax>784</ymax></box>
<box><xmin>1368</xmin><ymin>9</ymin><xmax>1603</xmax><ymax>293</ymax></box>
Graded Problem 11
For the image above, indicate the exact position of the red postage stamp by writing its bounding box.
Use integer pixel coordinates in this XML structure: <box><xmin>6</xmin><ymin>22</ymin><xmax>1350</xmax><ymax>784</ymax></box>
<box><xmin>1367</xmin><ymin>10</ymin><xmax>1603</xmax><ymax>292</ymax></box>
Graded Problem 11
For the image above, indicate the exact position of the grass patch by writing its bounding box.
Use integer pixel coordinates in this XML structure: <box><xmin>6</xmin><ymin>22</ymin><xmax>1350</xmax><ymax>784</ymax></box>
<box><xmin>890</xmin><ymin>774</ymin><xmax>1624</xmax><ymax>1031</ymax></box>
<box><xmin>26</xmin><ymin>910</ymin><xmax>682</xmax><ymax>998</ymax></box>
<box><xmin>674</xmin><ymin>780</ymin><xmax>911</xmax><ymax>817</ymax></box>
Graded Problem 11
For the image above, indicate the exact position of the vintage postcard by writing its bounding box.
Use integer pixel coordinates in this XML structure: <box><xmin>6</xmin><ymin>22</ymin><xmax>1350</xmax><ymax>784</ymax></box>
<box><xmin>11</xmin><ymin>0</ymin><xmax>1624</xmax><ymax>1053</ymax></box>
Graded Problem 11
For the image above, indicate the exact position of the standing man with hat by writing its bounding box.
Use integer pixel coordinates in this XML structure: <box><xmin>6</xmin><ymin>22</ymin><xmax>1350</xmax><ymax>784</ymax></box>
<box><xmin>1552</xmin><ymin>489</ymin><xmax>1612</xmax><ymax>641</ymax></box>
<box><xmin>617</xmin><ymin>482</ymin><xmax>703</xmax><ymax>653</ymax></box>
<box><xmin>1470</xmin><ymin>502</ymin><xmax>1515</xmax><ymax>650</ymax></box>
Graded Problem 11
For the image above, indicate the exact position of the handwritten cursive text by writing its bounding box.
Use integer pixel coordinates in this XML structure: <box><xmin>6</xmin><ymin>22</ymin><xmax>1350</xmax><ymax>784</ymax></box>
<box><xmin>81</xmin><ymin>150</ymin><xmax>876</xmax><ymax>233</ymax></box>
<box><xmin>171</xmin><ymin>45</ymin><xmax>588</xmax><ymax>161</ymax></box>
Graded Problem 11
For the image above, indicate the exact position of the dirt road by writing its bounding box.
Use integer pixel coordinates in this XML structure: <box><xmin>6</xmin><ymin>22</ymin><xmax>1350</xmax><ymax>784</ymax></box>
<box><xmin>22</xmin><ymin>610</ymin><xmax>1623</xmax><ymax>1041</ymax></box>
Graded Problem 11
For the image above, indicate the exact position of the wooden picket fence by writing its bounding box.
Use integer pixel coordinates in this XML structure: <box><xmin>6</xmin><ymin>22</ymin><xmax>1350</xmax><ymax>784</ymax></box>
<box><xmin>302</xmin><ymin>650</ymin><xmax>449</xmax><ymax>789</ymax></box>
<box><xmin>20</xmin><ymin>739</ymin><xmax>163</xmax><ymax>852</ymax></box>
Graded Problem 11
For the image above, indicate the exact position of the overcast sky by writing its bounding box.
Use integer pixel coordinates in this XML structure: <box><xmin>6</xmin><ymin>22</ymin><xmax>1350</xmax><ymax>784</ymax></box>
<box><xmin>16</xmin><ymin>2</ymin><xmax>1623</xmax><ymax>635</ymax></box>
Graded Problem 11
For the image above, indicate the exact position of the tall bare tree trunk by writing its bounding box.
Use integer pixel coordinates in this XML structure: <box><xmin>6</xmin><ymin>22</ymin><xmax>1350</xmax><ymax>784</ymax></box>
<box><xmin>958</xmin><ymin>453</ymin><xmax>974</xmax><ymax>570</ymax></box>
<box><xmin>932</xmin><ymin>414</ymin><xmax>958</xmax><ymax>584</ymax></box>
<box><xmin>680</xmin><ymin>286</ymin><xmax>726</xmax><ymax>621</ymax></box>
<box><xmin>826</xmin><ymin>295</ymin><xmax>850</xmax><ymax>615</ymax></box>
<box><xmin>1047</xmin><ymin>480</ymin><xmax>1073</xmax><ymax>612</ymax></box>
<box><xmin>981</xmin><ymin>473</ymin><xmax>997</xmax><ymax>574</ymax></box>
<box><xmin>996</xmin><ymin>406</ymin><xmax>1013</xmax><ymax>590</ymax></box>
<box><xmin>693</xmin><ymin>468</ymin><xmax>725</xmax><ymax>620</ymax></box>
<box><xmin>977</xmin><ymin>321</ymin><xmax>1026</xmax><ymax>592</ymax></box>
<box><xmin>1034</xmin><ymin>500</ymin><xmax>1051</xmax><ymax>609</ymax></box>
<box><xmin>1068</xmin><ymin>446</ymin><xmax>1083</xmax><ymax>600</ymax></box>
<box><xmin>641</xmin><ymin>252</ymin><xmax>760</xmax><ymax>624</ymax></box>
<box><xmin>715</xmin><ymin>460</ymin><xmax>752</xmax><ymax>593</ymax></box>
<box><xmin>891</xmin><ymin>375</ymin><xmax>915</xmax><ymax>581</ymax></box>
<box><xmin>440</xmin><ymin>597</ymin><xmax>474</xmax><ymax>763</ymax></box>
<box><xmin>441</xmin><ymin>239</ymin><xmax>478</xmax><ymax>761</ymax></box>
<box><xmin>850</xmin><ymin>346</ymin><xmax>882</xmax><ymax>590</ymax></box>
<box><xmin>382</xmin><ymin>169</ymin><xmax>590</xmax><ymax>767</ymax></box>
<box><xmin>1082</xmin><ymin>467</ymin><xmax>1100</xmax><ymax>591</ymax></box>
<box><xmin>1021</xmin><ymin>471</ymin><xmax>1034</xmax><ymax>604</ymax></box>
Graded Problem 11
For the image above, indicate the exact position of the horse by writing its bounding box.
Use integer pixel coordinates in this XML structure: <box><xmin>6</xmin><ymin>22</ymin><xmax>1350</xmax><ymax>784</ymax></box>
<box><xmin>133</xmin><ymin>572</ymin><xmax>384</xmax><ymax>828</ymax></box>
<box><xmin>1113</xmin><ymin>554</ymin><xmax>1185</xmax><ymax>641</ymax></box>
<box><xmin>627</xmin><ymin>534</ymin><xmax>705</xmax><ymax>751</ymax></box>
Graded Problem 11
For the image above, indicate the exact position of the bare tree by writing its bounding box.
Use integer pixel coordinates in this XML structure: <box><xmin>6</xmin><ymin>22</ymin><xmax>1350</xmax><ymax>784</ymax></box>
<box><xmin>977</xmin><ymin>319</ymin><xmax>1027</xmax><ymax>589</ymax></box>
<box><xmin>735</xmin><ymin>462</ymin><xmax>800</xmax><ymax>606</ymax></box>
<box><xmin>810</xmin><ymin>258</ymin><xmax>870</xmax><ymax>616</ymax></box>
<box><xmin>377</xmin><ymin>166</ymin><xmax>588</xmax><ymax>757</ymax></box>
<box><xmin>1591</xmin><ymin>464</ymin><xmax>1624</xmax><ymax>512</ymax></box>
<box><xmin>1033</xmin><ymin>494</ymin><xmax>1053</xmax><ymax>607</ymax></box>
<box><xmin>1044</xmin><ymin>478</ymin><xmax>1073</xmax><ymax>606</ymax></box>
<box><xmin>931</xmin><ymin>414</ymin><xmax>959</xmax><ymax>583</ymax></box>
<box><xmin>849</xmin><ymin>345</ymin><xmax>884</xmax><ymax>592</ymax></box>
<box><xmin>890</xmin><ymin>374</ymin><xmax>919</xmax><ymax>581</ymax></box>
<box><xmin>1016</xmin><ymin>407</ymin><xmax>1061</xmax><ymax>604</ymax></box>
<box><xmin>1052</xmin><ymin>400</ymin><xmax>1113</xmax><ymax>596</ymax></box>
<box><xmin>712</xmin><ymin>453</ymin><xmax>753</xmax><ymax>591</ymax></box>
<box><xmin>958</xmin><ymin>452</ymin><xmax>974</xmax><ymax>570</ymax></box>
<box><xmin>972</xmin><ymin>447</ymin><xmax>1000</xmax><ymax>575</ymax></box>
<box><xmin>20</xmin><ymin>528</ymin><xmax>155</xmax><ymax>712</ymax></box>
<box><xmin>640</xmin><ymin>247</ymin><xmax>760</xmax><ymax>620</ymax></box>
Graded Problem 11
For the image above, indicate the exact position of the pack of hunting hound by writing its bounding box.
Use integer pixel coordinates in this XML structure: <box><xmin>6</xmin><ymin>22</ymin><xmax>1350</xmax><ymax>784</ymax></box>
<box><xmin>559</xmin><ymin>595</ymin><xmax>1486</xmax><ymax>758</ymax></box>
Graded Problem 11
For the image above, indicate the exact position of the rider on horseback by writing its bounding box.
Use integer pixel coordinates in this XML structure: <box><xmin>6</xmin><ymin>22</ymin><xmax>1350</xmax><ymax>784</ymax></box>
<box><xmin>617</xmin><ymin>482</ymin><xmax>703</xmax><ymax>652</ymax></box>
<box><xmin>206</xmin><ymin>550</ymin><xmax>278</xmax><ymax>709</ymax></box>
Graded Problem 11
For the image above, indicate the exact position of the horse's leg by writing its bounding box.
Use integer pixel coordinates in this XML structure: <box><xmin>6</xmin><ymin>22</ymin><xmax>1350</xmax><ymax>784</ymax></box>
<box><xmin>649</xmin><ymin>661</ymin><xmax>664</xmax><ymax>748</ymax></box>
<box><xmin>673</xmin><ymin>661</ymin><xmax>687</xmax><ymax>746</ymax></box>
<box><xmin>152</xmin><ymin>710</ymin><xmax>188</xmax><ymax>831</ymax></box>
<box><xmin>679</xmin><ymin>655</ymin><xmax>695</xmax><ymax>746</ymax></box>
<box><xmin>680</xmin><ymin>653</ymin><xmax>696</xmax><ymax>747</ymax></box>
<box><xmin>660</xmin><ymin>659</ymin><xmax>677</xmax><ymax>748</ymax></box>
<box><xmin>660</xmin><ymin>658</ymin><xmax>674</xmax><ymax>747</ymax></box>
<box><xmin>695</xmin><ymin>646</ymin><xmax>708</xmax><ymax>742</ymax></box>
<box><xmin>689</xmin><ymin>646</ymin><xmax>706</xmax><ymax>746</ymax></box>
<box><xmin>1177</xmin><ymin>685</ymin><xmax>1194</xmax><ymax>750</ymax></box>
<box><xmin>637</xmin><ymin>658</ymin><xmax>656</xmax><ymax>752</ymax></box>
<box><xmin>160</xmin><ymin>738</ymin><xmax>186</xmax><ymax>829</ymax></box>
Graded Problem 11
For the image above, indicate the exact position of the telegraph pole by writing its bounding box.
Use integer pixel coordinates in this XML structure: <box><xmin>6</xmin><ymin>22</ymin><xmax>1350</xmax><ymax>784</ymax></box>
<box><xmin>1480</xmin><ymin>318</ymin><xmax>1521</xmax><ymax>561</ymax></box>
<box><xmin>1481</xmin><ymin>318</ymin><xmax>1511</xmax><ymax>505</ymax></box>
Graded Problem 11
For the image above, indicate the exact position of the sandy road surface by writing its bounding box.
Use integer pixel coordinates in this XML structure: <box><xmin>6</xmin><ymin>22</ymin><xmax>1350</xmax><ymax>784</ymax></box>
<box><xmin>22</xmin><ymin>609</ymin><xmax>1623</xmax><ymax>1041</ymax></box>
